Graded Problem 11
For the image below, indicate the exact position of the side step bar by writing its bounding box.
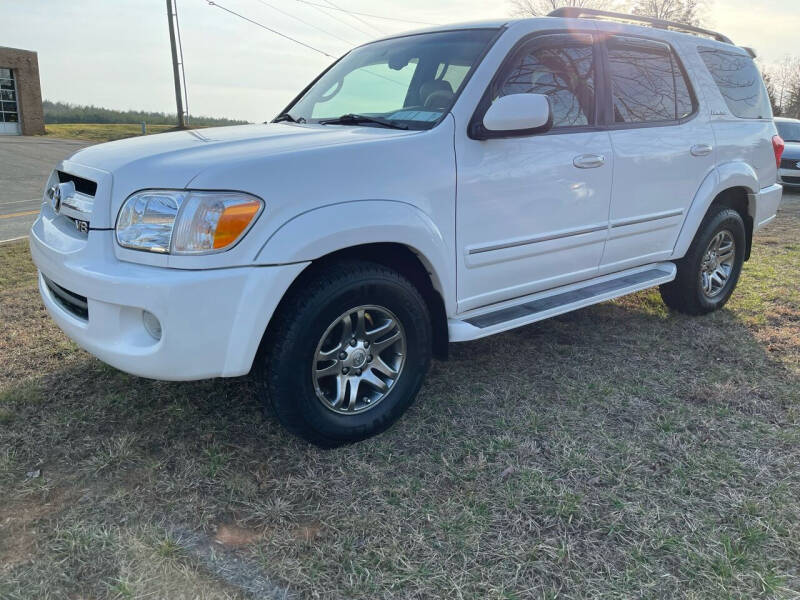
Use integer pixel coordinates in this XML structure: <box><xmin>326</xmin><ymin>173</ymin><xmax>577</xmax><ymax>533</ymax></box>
<box><xmin>448</xmin><ymin>262</ymin><xmax>676</xmax><ymax>342</ymax></box>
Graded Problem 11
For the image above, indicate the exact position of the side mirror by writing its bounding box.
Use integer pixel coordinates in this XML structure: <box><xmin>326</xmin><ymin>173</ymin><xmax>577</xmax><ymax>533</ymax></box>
<box><xmin>479</xmin><ymin>93</ymin><xmax>553</xmax><ymax>138</ymax></box>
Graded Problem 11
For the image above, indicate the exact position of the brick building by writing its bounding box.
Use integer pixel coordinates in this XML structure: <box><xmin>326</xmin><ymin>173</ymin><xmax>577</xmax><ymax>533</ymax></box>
<box><xmin>0</xmin><ymin>46</ymin><xmax>45</xmax><ymax>135</ymax></box>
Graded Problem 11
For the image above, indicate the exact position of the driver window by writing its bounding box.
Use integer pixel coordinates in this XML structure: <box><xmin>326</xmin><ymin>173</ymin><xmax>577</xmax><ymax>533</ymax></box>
<box><xmin>495</xmin><ymin>34</ymin><xmax>595</xmax><ymax>128</ymax></box>
<box><xmin>311</xmin><ymin>60</ymin><xmax>418</xmax><ymax>118</ymax></box>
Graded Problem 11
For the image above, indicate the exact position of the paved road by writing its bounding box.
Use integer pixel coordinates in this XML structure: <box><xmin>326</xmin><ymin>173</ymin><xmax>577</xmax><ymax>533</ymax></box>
<box><xmin>0</xmin><ymin>136</ymin><xmax>91</xmax><ymax>243</ymax></box>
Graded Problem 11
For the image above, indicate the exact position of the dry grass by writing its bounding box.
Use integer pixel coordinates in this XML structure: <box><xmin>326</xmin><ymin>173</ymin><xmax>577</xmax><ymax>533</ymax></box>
<box><xmin>43</xmin><ymin>123</ymin><xmax>177</xmax><ymax>142</ymax></box>
<box><xmin>1</xmin><ymin>194</ymin><xmax>799</xmax><ymax>599</ymax></box>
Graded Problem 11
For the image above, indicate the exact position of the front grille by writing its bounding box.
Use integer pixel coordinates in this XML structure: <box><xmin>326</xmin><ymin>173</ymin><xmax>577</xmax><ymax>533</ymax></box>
<box><xmin>57</xmin><ymin>170</ymin><xmax>97</xmax><ymax>197</ymax></box>
<box><xmin>43</xmin><ymin>275</ymin><xmax>88</xmax><ymax>320</ymax></box>
<box><xmin>780</xmin><ymin>158</ymin><xmax>800</xmax><ymax>170</ymax></box>
<box><xmin>781</xmin><ymin>175</ymin><xmax>800</xmax><ymax>184</ymax></box>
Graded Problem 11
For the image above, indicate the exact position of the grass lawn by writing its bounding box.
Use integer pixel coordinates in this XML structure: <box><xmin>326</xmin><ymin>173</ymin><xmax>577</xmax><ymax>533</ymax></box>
<box><xmin>44</xmin><ymin>123</ymin><xmax>179</xmax><ymax>142</ymax></box>
<box><xmin>1</xmin><ymin>194</ymin><xmax>799</xmax><ymax>599</ymax></box>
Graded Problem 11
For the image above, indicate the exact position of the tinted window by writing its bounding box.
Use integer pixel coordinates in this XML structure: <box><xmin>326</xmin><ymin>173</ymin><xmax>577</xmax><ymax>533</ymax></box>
<box><xmin>495</xmin><ymin>34</ymin><xmax>595</xmax><ymax>128</ymax></box>
<box><xmin>608</xmin><ymin>36</ymin><xmax>695</xmax><ymax>124</ymax></box>
<box><xmin>776</xmin><ymin>121</ymin><xmax>800</xmax><ymax>142</ymax></box>
<box><xmin>699</xmin><ymin>49</ymin><xmax>771</xmax><ymax>119</ymax></box>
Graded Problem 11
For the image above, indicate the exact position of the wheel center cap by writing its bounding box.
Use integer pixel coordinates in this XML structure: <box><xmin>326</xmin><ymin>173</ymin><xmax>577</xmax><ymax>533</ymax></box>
<box><xmin>350</xmin><ymin>348</ymin><xmax>368</xmax><ymax>369</ymax></box>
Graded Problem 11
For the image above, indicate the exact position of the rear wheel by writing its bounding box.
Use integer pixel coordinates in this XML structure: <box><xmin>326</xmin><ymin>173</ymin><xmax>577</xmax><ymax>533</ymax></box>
<box><xmin>660</xmin><ymin>205</ymin><xmax>746</xmax><ymax>315</ymax></box>
<box><xmin>255</xmin><ymin>260</ymin><xmax>432</xmax><ymax>447</ymax></box>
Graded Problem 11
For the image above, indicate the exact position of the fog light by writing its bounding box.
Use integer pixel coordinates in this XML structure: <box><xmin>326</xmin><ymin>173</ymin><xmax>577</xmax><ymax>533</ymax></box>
<box><xmin>142</xmin><ymin>310</ymin><xmax>162</xmax><ymax>341</ymax></box>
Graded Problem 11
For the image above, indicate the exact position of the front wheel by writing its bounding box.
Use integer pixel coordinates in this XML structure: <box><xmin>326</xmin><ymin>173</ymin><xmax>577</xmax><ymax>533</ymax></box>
<box><xmin>660</xmin><ymin>205</ymin><xmax>746</xmax><ymax>315</ymax></box>
<box><xmin>255</xmin><ymin>260</ymin><xmax>432</xmax><ymax>447</ymax></box>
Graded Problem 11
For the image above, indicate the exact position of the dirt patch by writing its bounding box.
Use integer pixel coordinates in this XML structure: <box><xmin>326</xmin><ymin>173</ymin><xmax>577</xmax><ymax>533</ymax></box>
<box><xmin>214</xmin><ymin>523</ymin><xmax>264</xmax><ymax>548</ymax></box>
<box><xmin>0</xmin><ymin>486</ymin><xmax>73</xmax><ymax>572</ymax></box>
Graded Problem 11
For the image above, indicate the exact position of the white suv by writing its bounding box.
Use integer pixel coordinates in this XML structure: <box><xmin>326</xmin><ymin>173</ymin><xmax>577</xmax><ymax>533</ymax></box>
<box><xmin>30</xmin><ymin>9</ymin><xmax>785</xmax><ymax>445</ymax></box>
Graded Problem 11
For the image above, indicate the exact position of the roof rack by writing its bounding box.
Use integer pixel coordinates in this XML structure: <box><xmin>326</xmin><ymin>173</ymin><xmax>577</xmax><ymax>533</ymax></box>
<box><xmin>547</xmin><ymin>7</ymin><xmax>734</xmax><ymax>45</ymax></box>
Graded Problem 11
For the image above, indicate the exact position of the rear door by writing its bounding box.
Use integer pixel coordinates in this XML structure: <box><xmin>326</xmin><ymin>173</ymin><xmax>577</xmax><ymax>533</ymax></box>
<box><xmin>600</xmin><ymin>35</ymin><xmax>715</xmax><ymax>273</ymax></box>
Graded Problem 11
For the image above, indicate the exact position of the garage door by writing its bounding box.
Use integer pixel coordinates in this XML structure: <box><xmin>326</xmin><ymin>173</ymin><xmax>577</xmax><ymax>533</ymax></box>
<box><xmin>0</xmin><ymin>68</ymin><xmax>21</xmax><ymax>135</ymax></box>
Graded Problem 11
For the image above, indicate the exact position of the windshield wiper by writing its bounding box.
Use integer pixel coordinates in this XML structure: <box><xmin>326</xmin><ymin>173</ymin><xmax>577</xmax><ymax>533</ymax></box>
<box><xmin>319</xmin><ymin>113</ymin><xmax>408</xmax><ymax>130</ymax></box>
<box><xmin>274</xmin><ymin>113</ymin><xmax>305</xmax><ymax>124</ymax></box>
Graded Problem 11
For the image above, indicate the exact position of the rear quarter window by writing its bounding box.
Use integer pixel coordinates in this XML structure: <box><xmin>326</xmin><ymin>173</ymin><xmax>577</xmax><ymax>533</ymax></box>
<box><xmin>698</xmin><ymin>48</ymin><xmax>772</xmax><ymax>119</ymax></box>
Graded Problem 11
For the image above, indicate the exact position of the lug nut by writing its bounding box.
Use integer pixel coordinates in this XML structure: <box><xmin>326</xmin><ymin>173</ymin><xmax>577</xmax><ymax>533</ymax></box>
<box><xmin>342</xmin><ymin>367</ymin><xmax>349</xmax><ymax>374</ymax></box>
<box><xmin>364</xmin><ymin>341</ymin><xmax>370</xmax><ymax>348</ymax></box>
<box><xmin>350</xmin><ymin>338</ymin><xmax>357</xmax><ymax>347</ymax></box>
<box><xmin>355</xmin><ymin>368</ymin><xmax>362</xmax><ymax>375</ymax></box>
<box><xmin>339</xmin><ymin>351</ymin><xmax>347</xmax><ymax>360</ymax></box>
<box><xmin>367</xmin><ymin>355</ymin><xmax>373</xmax><ymax>362</ymax></box>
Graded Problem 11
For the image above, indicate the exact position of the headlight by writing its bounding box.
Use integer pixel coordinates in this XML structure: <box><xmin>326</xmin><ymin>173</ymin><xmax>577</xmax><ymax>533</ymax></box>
<box><xmin>116</xmin><ymin>190</ymin><xmax>263</xmax><ymax>254</ymax></box>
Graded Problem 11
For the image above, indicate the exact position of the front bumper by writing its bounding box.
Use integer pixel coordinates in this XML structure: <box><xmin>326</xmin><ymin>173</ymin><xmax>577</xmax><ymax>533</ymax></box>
<box><xmin>29</xmin><ymin>206</ymin><xmax>307</xmax><ymax>381</ymax></box>
<box><xmin>778</xmin><ymin>167</ymin><xmax>800</xmax><ymax>188</ymax></box>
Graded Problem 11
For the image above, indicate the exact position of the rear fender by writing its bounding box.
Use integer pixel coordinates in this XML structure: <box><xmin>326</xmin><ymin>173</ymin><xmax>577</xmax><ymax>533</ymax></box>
<box><xmin>672</xmin><ymin>161</ymin><xmax>758</xmax><ymax>258</ymax></box>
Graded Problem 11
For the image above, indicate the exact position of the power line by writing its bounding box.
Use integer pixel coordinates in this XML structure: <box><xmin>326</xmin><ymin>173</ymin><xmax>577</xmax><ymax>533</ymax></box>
<box><xmin>318</xmin><ymin>0</ymin><xmax>385</xmax><ymax>35</ymax></box>
<box><xmin>295</xmin><ymin>0</ymin><xmax>440</xmax><ymax>26</ymax></box>
<box><xmin>251</xmin><ymin>0</ymin><xmax>356</xmax><ymax>46</ymax></box>
<box><xmin>293</xmin><ymin>0</ymin><xmax>377</xmax><ymax>38</ymax></box>
<box><xmin>206</xmin><ymin>0</ymin><xmax>336</xmax><ymax>58</ymax></box>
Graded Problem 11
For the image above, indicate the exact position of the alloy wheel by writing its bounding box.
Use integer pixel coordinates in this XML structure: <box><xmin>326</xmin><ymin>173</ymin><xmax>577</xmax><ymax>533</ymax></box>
<box><xmin>312</xmin><ymin>305</ymin><xmax>406</xmax><ymax>414</ymax></box>
<box><xmin>699</xmin><ymin>229</ymin><xmax>736</xmax><ymax>298</ymax></box>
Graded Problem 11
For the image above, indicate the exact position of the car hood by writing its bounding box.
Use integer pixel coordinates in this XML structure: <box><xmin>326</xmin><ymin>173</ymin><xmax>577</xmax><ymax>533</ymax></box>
<box><xmin>61</xmin><ymin>123</ymin><xmax>417</xmax><ymax>228</ymax></box>
<box><xmin>782</xmin><ymin>141</ymin><xmax>800</xmax><ymax>160</ymax></box>
<box><xmin>68</xmin><ymin>123</ymin><xmax>414</xmax><ymax>177</ymax></box>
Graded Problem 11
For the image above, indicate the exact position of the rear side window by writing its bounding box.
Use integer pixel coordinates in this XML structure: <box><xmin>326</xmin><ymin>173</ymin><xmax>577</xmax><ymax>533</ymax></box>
<box><xmin>494</xmin><ymin>34</ymin><xmax>595</xmax><ymax>128</ymax></box>
<box><xmin>699</xmin><ymin>49</ymin><xmax>771</xmax><ymax>119</ymax></box>
<box><xmin>607</xmin><ymin>36</ymin><xmax>695</xmax><ymax>124</ymax></box>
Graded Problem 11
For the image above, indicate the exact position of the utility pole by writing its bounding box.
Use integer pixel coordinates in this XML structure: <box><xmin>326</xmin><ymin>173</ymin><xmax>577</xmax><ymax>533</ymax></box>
<box><xmin>166</xmin><ymin>0</ymin><xmax>188</xmax><ymax>128</ymax></box>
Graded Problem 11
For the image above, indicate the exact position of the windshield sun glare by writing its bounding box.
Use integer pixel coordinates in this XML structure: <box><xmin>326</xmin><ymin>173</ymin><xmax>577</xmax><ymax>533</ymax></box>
<box><xmin>279</xmin><ymin>29</ymin><xmax>498</xmax><ymax>130</ymax></box>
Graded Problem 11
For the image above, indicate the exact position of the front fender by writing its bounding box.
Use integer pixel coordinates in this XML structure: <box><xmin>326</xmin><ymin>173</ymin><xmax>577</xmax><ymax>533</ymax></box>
<box><xmin>672</xmin><ymin>161</ymin><xmax>758</xmax><ymax>259</ymax></box>
<box><xmin>256</xmin><ymin>200</ymin><xmax>456</xmax><ymax>314</ymax></box>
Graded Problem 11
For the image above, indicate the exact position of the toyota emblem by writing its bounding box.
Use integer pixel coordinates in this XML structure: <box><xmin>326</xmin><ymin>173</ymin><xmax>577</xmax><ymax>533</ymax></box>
<box><xmin>47</xmin><ymin>185</ymin><xmax>62</xmax><ymax>212</ymax></box>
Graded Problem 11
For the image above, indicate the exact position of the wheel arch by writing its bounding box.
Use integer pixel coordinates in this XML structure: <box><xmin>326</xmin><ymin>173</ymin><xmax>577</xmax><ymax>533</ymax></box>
<box><xmin>673</xmin><ymin>162</ymin><xmax>758</xmax><ymax>261</ymax></box>
<box><xmin>255</xmin><ymin>200</ymin><xmax>454</xmax><ymax>359</ymax></box>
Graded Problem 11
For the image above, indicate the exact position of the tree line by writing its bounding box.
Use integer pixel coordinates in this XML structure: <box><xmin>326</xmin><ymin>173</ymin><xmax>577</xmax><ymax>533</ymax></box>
<box><xmin>43</xmin><ymin>100</ymin><xmax>248</xmax><ymax>126</ymax></box>
<box><xmin>510</xmin><ymin>0</ymin><xmax>707</xmax><ymax>25</ymax></box>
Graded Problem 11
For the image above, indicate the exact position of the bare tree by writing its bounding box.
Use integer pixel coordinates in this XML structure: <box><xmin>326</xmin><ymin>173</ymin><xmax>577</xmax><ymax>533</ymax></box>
<box><xmin>509</xmin><ymin>0</ymin><xmax>617</xmax><ymax>17</ymax></box>
<box><xmin>786</xmin><ymin>83</ymin><xmax>800</xmax><ymax>119</ymax></box>
<box><xmin>760</xmin><ymin>68</ymin><xmax>781</xmax><ymax>117</ymax></box>
<box><xmin>631</xmin><ymin>0</ymin><xmax>708</xmax><ymax>26</ymax></box>
<box><xmin>770</xmin><ymin>55</ymin><xmax>800</xmax><ymax>116</ymax></box>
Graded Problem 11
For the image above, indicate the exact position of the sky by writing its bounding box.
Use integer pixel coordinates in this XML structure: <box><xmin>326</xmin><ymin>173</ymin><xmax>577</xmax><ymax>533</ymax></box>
<box><xmin>1</xmin><ymin>0</ymin><xmax>797</xmax><ymax>123</ymax></box>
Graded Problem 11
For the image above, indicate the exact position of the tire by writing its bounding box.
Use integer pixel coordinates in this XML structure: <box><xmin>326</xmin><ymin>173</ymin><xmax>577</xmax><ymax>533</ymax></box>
<box><xmin>659</xmin><ymin>205</ymin><xmax>746</xmax><ymax>315</ymax></box>
<box><xmin>255</xmin><ymin>260</ymin><xmax>432</xmax><ymax>447</ymax></box>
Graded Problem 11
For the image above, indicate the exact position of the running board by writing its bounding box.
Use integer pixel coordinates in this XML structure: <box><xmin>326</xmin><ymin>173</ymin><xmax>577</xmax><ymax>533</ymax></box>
<box><xmin>448</xmin><ymin>262</ymin><xmax>676</xmax><ymax>342</ymax></box>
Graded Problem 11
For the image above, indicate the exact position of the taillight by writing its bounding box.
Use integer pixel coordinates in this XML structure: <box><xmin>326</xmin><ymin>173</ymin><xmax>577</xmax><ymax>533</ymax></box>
<box><xmin>772</xmin><ymin>135</ymin><xmax>785</xmax><ymax>168</ymax></box>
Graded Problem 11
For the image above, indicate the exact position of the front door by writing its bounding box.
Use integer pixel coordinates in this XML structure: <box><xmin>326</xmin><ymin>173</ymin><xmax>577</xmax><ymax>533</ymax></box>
<box><xmin>455</xmin><ymin>33</ymin><xmax>613</xmax><ymax>312</ymax></box>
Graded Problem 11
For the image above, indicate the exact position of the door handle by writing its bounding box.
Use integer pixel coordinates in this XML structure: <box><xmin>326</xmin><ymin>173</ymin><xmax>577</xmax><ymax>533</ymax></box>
<box><xmin>573</xmin><ymin>154</ymin><xmax>605</xmax><ymax>169</ymax></box>
<box><xmin>690</xmin><ymin>144</ymin><xmax>713</xmax><ymax>156</ymax></box>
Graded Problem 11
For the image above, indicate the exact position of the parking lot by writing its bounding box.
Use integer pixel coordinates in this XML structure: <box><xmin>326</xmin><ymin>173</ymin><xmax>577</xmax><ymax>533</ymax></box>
<box><xmin>1</xmin><ymin>138</ymin><xmax>799</xmax><ymax>598</ymax></box>
<box><xmin>0</xmin><ymin>136</ymin><xmax>90</xmax><ymax>242</ymax></box>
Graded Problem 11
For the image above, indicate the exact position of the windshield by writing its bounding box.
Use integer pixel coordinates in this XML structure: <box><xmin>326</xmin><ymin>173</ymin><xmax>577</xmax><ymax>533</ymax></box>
<box><xmin>776</xmin><ymin>120</ymin><xmax>800</xmax><ymax>142</ymax></box>
<box><xmin>279</xmin><ymin>29</ymin><xmax>498</xmax><ymax>130</ymax></box>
